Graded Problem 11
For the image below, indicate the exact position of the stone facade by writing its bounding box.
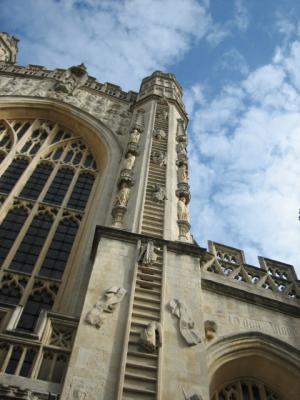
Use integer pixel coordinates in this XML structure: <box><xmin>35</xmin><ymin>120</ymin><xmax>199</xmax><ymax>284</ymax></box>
<box><xmin>0</xmin><ymin>32</ymin><xmax>299</xmax><ymax>400</ymax></box>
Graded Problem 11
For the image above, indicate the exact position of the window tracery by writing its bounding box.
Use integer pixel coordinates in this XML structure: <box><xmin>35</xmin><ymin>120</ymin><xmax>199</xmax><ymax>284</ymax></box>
<box><xmin>212</xmin><ymin>379</ymin><xmax>282</xmax><ymax>400</ymax></box>
<box><xmin>0</xmin><ymin>117</ymin><xmax>99</xmax><ymax>337</ymax></box>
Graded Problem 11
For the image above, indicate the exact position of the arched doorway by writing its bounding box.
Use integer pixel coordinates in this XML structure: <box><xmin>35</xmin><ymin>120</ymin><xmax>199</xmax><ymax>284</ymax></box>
<box><xmin>208</xmin><ymin>333</ymin><xmax>300</xmax><ymax>400</ymax></box>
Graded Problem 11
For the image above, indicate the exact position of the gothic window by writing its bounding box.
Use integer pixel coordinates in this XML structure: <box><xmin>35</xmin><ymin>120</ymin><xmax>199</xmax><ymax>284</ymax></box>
<box><xmin>0</xmin><ymin>118</ymin><xmax>99</xmax><ymax>333</ymax></box>
<box><xmin>212</xmin><ymin>379</ymin><xmax>282</xmax><ymax>400</ymax></box>
<box><xmin>0</xmin><ymin>157</ymin><xmax>29</xmax><ymax>194</ymax></box>
<box><xmin>0</xmin><ymin>206</ymin><xmax>29</xmax><ymax>266</ymax></box>
<box><xmin>39</xmin><ymin>217</ymin><xmax>79</xmax><ymax>280</ymax></box>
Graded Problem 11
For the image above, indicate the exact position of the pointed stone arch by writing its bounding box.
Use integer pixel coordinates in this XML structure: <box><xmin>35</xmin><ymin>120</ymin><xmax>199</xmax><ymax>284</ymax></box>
<box><xmin>208</xmin><ymin>332</ymin><xmax>300</xmax><ymax>400</ymax></box>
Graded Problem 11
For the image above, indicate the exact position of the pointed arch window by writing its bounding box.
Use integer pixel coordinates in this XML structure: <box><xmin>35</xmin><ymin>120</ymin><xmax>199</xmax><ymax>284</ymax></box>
<box><xmin>0</xmin><ymin>118</ymin><xmax>99</xmax><ymax>332</ymax></box>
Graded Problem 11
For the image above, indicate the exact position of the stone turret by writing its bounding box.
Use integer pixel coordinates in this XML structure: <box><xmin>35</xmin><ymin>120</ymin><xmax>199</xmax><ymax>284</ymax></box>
<box><xmin>0</xmin><ymin>32</ymin><xmax>18</xmax><ymax>63</ymax></box>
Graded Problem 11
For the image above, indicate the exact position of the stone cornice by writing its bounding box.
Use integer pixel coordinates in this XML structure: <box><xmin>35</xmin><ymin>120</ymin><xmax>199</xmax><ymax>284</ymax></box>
<box><xmin>91</xmin><ymin>225</ymin><xmax>206</xmax><ymax>260</ymax></box>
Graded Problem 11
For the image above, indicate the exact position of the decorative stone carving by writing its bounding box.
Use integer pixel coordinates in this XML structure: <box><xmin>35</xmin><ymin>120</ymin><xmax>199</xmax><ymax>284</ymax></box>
<box><xmin>153</xmin><ymin>128</ymin><xmax>166</xmax><ymax>140</ymax></box>
<box><xmin>134</xmin><ymin>108</ymin><xmax>145</xmax><ymax>132</ymax></box>
<box><xmin>54</xmin><ymin>63</ymin><xmax>88</xmax><ymax>94</ymax></box>
<box><xmin>182</xmin><ymin>388</ymin><xmax>203</xmax><ymax>400</ymax></box>
<box><xmin>129</xmin><ymin>128</ymin><xmax>141</xmax><ymax>144</ymax></box>
<box><xmin>177</xmin><ymin>197</ymin><xmax>189</xmax><ymax>221</ymax></box>
<box><xmin>177</xmin><ymin>118</ymin><xmax>187</xmax><ymax>142</ymax></box>
<box><xmin>169</xmin><ymin>299</ymin><xmax>201</xmax><ymax>346</ymax></box>
<box><xmin>139</xmin><ymin>321</ymin><xmax>162</xmax><ymax>353</ymax></box>
<box><xmin>85</xmin><ymin>286</ymin><xmax>126</xmax><ymax>329</ymax></box>
<box><xmin>176</xmin><ymin>141</ymin><xmax>187</xmax><ymax>157</ymax></box>
<box><xmin>204</xmin><ymin>320</ymin><xmax>217</xmax><ymax>340</ymax></box>
<box><xmin>138</xmin><ymin>240</ymin><xmax>160</xmax><ymax>266</ymax></box>
<box><xmin>114</xmin><ymin>183</ymin><xmax>130</xmax><ymax>208</ymax></box>
<box><xmin>151</xmin><ymin>150</ymin><xmax>166</xmax><ymax>166</ymax></box>
<box><xmin>0</xmin><ymin>32</ymin><xmax>18</xmax><ymax>63</ymax></box>
<box><xmin>122</xmin><ymin>153</ymin><xmax>135</xmax><ymax>171</ymax></box>
<box><xmin>177</xmin><ymin>164</ymin><xmax>188</xmax><ymax>183</ymax></box>
<box><xmin>152</xmin><ymin>183</ymin><xmax>167</xmax><ymax>203</ymax></box>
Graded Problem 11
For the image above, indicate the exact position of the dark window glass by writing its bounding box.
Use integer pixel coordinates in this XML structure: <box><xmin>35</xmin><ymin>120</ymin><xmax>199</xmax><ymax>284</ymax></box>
<box><xmin>0</xmin><ymin>158</ymin><xmax>29</xmax><ymax>194</ymax></box>
<box><xmin>0</xmin><ymin>133</ymin><xmax>10</xmax><ymax>147</ymax></box>
<box><xmin>21</xmin><ymin>141</ymin><xmax>32</xmax><ymax>153</ymax></box>
<box><xmin>242</xmin><ymin>384</ymin><xmax>250</xmax><ymax>400</ymax></box>
<box><xmin>5</xmin><ymin>346</ymin><xmax>22</xmax><ymax>374</ymax></box>
<box><xmin>43</xmin><ymin>168</ymin><xmax>74</xmax><ymax>205</ymax></box>
<box><xmin>0</xmin><ymin>283</ymin><xmax>22</xmax><ymax>305</ymax></box>
<box><xmin>29</xmin><ymin>142</ymin><xmax>41</xmax><ymax>155</ymax></box>
<box><xmin>10</xmin><ymin>213</ymin><xmax>53</xmax><ymax>273</ymax></box>
<box><xmin>17</xmin><ymin>289</ymin><xmax>53</xmax><ymax>331</ymax></box>
<box><xmin>67</xmin><ymin>173</ymin><xmax>95</xmax><ymax>210</ymax></box>
<box><xmin>252</xmin><ymin>385</ymin><xmax>261</xmax><ymax>400</ymax></box>
<box><xmin>52</xmin><ymin>147</ymin><xmax>63</xmax><ymax>160</ymax></box>
<box><xmin>20</xmin><ymin>163</ymin><xmax>53</xmax><ymax>200</ymax></box>
<box><xmin>17</xmin><ymin>122</ymin><xmax>30</xmax><ymax>139</ymax></box>
<box><xmin>0</xmin><ymin>151</ymin><xmax>6</xmax><ymax>164</ymax></box>
<box><xmin>19</xmin><ymin>348</ymin><xmax>36</xmax><ymax>377</ymax></box>
<box><xmin>0</xmin><ymin>208</ymin><xmax>28</xmax><ymax>266</ymax></box>
<box><xmin>40</xmin><ymin>219</ymin><xmax>78</xmax><ymax>280</ymax></box>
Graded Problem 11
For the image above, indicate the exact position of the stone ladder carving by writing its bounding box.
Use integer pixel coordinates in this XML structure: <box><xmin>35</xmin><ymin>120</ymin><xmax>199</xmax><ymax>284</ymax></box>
<box><xmin>141</xmin><ymin>99</ymin><xmax>169</xmax><ymax>238</ymax></box>
<box><xmin>120</xmin><ymin>242</ymin><xmax>164</xmax><ymax>399</ymax></box>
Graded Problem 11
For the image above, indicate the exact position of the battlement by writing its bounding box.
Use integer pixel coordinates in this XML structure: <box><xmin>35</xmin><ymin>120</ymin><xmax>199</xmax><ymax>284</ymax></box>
<box><xmin>203</xmin><ymin>241</ymin><xmax>300</xmax><ymax>301</ymax></box>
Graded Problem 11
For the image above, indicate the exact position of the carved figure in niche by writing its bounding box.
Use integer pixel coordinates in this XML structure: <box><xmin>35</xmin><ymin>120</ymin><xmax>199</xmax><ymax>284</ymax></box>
<box><xmin>182</xmin><ymin>388</ymin><xmax>203</xmax><ymax>400</ymax></box>
<box><xmin>163</xmin><ymin>110</ymin><xmax>169</xmax><ymax>120</ymax></box>
<box><xmin>138</xmin><ymin>240</ymin><xmax>159</xmax><ymax>266</ymax></box>
<box><xmin>152</xmin><ymin>183</ymin><xmax>167</xmax><ymax>203</ymax></box>
<box><xmin>85</xmin><ymin>286</ymin><xmax>126</xmax><ymax>329</ymax></box>
<box><xmin>177</xmin><ymin>197</ymin><xmax>189</xmax><ymax>221</ymax></box>
<box><xmin>151</xmin><ymin>150</ymin><xmax>166</xmax><ymax>166</ymax></box>
<box><xmin>176</xmin><ymin>141</ymin><xmax>187</xmax><ymax>156</ymax></box>
<box><xmin>177</xmin><ymin>165</ymin><xmax>188</xmax><ymax>183</ymax></box>
<box><xmin>169</xmin><ymin>299</ymin><xmax>201</xmax><ymax>346</ymax></box>
<box><xmin>139</xmin><ymin>321</ymin><xmax>162</xmax><ymax>353</ymax></box>
<box><xmin>114</xmin><ymin>183</ymin><xmax>130</xmax><ymax>208</ymax></box>
<box><xmin>153</xmin><ymin>128</ymin><xmax>166</xmax><ymax>140</ymax></box>
<box><xmin>54</xmin><ymin>63</ymin><xmax>88</xmax><ymax>94</ymax></box>
<box><xmin>204</xmin><ymin>320</ymin><xmax>217</xmax><ymax>341</ymax></box>
<box><xmin>122</xmin><ymin>153</ymin><xmax>135</xmax><ymax>170</ymax></box>
<box><xmin>129</xmin><ymin>128</ymin><xmax>140</xmax><ymax>144</ymax></box>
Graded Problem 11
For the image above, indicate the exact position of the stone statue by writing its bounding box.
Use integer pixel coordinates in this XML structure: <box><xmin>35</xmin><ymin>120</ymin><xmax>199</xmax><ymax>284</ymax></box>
<box><xmin>176</xmin><ymin>142</ymin><xmax>187</xmax><ymax>156</ymax></box>
<box><xmin>177</xmin><ymin>165</ymin><xmax>188</xmax><ymax>183</ymax></box>
<box><xmin>151</xmin><ymin>150</ymin><xmax>166</xmax><ymax>166</ymax></box>
<box><xmin>138</xmin><ymin>240</ymin><xmax>159</xmax><ymax>266</ymax></box>
<box><xmin>204</xmin><ymin>320</ymin><xmax>217</xmax><ymax>340</ymax></box>
<box><xmin>85</xmin><ymin>286</ymin><xmax>127</xmax><ymax>329</ymax></box>
<box><xmin>169</xmin><ymin>299</ymin><xmax>201</xmax><ymax>346</ymax></box>
<box><xmin>139</xmin><ymin>321</ymin><xmax>162</xmax><ymax>353</ymax></box>
<box><xmin>122</xmin><ymin>153</ymin><xmax>135</xmax><ymax>170</ymax></box>
<box><xmin>152</xmin><ymin>184</ymin><xmax>167</xmax><ymax>203</ymax></box>
<box><xmin>54</xmin><ymin>63</ymin><xmax>88</xmax><ymax>94</ymax></box>
<box><xmin>153</xmin><ymin>129</ymin><xmax>166</xmax><ymax>140</ymax></box>
<box><xmin>177</xmin><ymin>197</ymin><xmax>189</xmax><ymax>220</ymax></box>
<box><xmin>114</xmin><ymin>183</ymin><xmax>130</xmax><ymax>207</ymax></box>
<box><xmin>129</xmin><ymin>128</ymin><xmax>140</xmax><ymax>144</ymax></box>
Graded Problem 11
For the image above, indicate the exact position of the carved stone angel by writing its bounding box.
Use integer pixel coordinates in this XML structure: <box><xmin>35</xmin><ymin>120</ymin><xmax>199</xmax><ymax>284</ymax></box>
<box><xmin>129</xmin><ymin>128</ymin><xmax>140</xmax><ymax>144</ymax></box>
<box><xmin>139</xmin><ymin>321</ymin><xmax>162</xmax><ymax>353</ymax></box>
<box><xmin>138</xmin><ymin>240</ymin><xmax>159</xmax><ymax>266</ymax></box>
<box><xmin>114</xmin><ymin>183</ymin><xmax>130</xmax><ymax>208</ymax></box>
<box><xmin>177</xmin><ymin>165</ymin><xmax>188</xmax><ymax>183</ymax></box>
<box><xmin>152</xmin><ymin>184</ymin><xmax>167</xmax><ymax>203</ymax></box>
<box><xmin>85</xmin><ymin>286</ymin><xmax>126</xmax><ymax>329</ymax></box>
<box><xmin>169</xmin><ymin>299</ymin><xmax>201</xmax><ymax>346</ymax></box>
<box><xmin>151</xmin><ymin>150</ymin><xmax>166</xmax><ymax>166</ymax></box>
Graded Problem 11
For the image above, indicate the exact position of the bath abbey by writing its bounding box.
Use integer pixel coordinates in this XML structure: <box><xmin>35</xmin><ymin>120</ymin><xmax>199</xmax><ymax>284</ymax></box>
<box><xmin>0</xmin><ymin>31</ymin><xmax>299</xmax><ymax>400</ymax></box>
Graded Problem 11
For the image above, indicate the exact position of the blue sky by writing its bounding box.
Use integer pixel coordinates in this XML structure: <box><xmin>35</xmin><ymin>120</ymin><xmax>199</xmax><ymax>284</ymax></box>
<box><xmin>1</xmin><ymin>0</ymin><xmax>300</xmax><ymax>274</ymax></box>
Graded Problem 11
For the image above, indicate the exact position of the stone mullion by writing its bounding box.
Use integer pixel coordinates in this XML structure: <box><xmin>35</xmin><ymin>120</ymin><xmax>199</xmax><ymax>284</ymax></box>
<box><xmin>29</xmin><ymin>345</ymin><xmax>43</xmax><ymax>379</ymax></box>
<box><xmin>14</xmin><ymin>345</ymin><xmax>27</xmax><ymax>376</ymax></box>
<box><xmin>0</xmin><ymin>343</ymin><xmax>13</xmax><ymax>372</ymax></box>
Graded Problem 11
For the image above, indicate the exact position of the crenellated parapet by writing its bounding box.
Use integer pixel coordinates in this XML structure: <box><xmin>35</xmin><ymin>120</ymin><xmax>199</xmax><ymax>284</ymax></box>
<box><xmin>202</xmin><ymin>241</ymin><xmax>300</xmax><ymax>301</ymax></box>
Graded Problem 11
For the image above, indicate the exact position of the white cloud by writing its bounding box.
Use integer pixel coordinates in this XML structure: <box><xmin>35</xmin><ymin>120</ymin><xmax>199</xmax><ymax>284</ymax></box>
<box><xmin>233</xmin><ymin>0</ymin><xmax>249</xmax><ymax>32</ymax></box>
<box><xmin>218</xmin><ymin>48</ymin><xmax>249</xmax><ymax>76</ymax></box>
<box><xmin>1</xmin><ymin>0</ymin><xmax>218</xmax><ymax>91</ymax></box>
<box><xmin>189</xmin><ymin>35</ymin><xmax>300</xmax><ymax>275</ymax></box>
